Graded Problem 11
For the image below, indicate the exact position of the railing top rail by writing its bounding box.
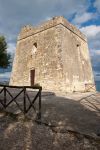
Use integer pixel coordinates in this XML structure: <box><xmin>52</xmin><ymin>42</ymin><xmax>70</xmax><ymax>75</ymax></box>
<box><xmin>0</xmin><ymin>84</ymin><xmax>42</xmax><ymax>90</ymax></box>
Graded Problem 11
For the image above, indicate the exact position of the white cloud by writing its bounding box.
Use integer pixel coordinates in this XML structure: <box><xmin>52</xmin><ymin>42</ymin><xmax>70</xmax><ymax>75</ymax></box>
<box><xmin>90</xmin><ymin>49</ymin><xmax>100</xmax><ymax>65</ymax></box>
<box><xmin>94</xmin><ymin>0</ymin><xmax>100</xmax><ymax>12</ymax></box>
<box><xmin>0</xmin><ymin>72</ymin><xmax>11</xmax><ymax>82</ymax></box>
<box><xmin>7</xmin><ymin>43</ymin><xmax>16</xmax><ymax>54</ymax></box>
<box><xmin>80</xmin><ymin>25</ymin><xmax>100</xmax><ymax>80</ymax></box>
<box><xmin>80</xmin><ymin>25</ymin><xmax>100</xmax><ymax>52</ymax></box>
<box><xmin>90</xmin><ymin>49</ymin><xmax>100</xmax><ymax>81</ymax></box>
<box><xmin>90</xmin><ymin>49</ymin><xmax>100</xmax><ymax>56</ymax></box>
<box><xmin>0</xmin><ymin>72</ymin><xmax>11</xmax><ymax>78</ymax></box>
<box><xmin>73</xmin><ymin>12</ymin><xmax>96</xmax><ymax>25</ymax></box>
<box><xmin>93</xmin><ymin>70</ymin><xmax>100</xmax><ymax>81</ymax></box>
<box><xmin>80</xmin><ymin>25</ymin><xmax>100</xmax><ymax>38</ymax></box>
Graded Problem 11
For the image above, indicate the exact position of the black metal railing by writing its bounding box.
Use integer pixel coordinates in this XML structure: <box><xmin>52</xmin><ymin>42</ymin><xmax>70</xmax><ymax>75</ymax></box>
<box><xmin>0</xmin><ymin>85</ymin><xmax>42</xmax><ymax>119</ymax></box>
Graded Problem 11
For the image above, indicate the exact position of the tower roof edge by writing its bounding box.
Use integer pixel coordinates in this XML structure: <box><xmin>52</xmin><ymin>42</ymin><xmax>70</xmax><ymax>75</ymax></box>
<box><xmin>18</xmin><ymin>16</ymin><xmax>87</xmax><ymax>41</ymax></box>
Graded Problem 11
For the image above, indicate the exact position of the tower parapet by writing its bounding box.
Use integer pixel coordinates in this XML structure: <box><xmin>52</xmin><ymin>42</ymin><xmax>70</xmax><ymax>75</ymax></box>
<box><xmin>18</xmin><ymin>16</ymin><xmax>87</xmax><ymax>42</ymax></box>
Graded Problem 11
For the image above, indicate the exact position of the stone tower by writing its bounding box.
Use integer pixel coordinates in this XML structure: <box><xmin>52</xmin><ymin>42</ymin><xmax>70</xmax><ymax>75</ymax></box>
<box><xmin>10</xmin><ymin>16</ymin><xmax>95</xmax><ymax>92</ymax></box>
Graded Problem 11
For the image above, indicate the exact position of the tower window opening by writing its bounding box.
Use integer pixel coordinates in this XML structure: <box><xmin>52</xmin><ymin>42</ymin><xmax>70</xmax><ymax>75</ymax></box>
<box><xmin>32</xmin><ymin>42</ymin><xmax>37</xmax><ymax>55</ymax></box>
<box><xmin>33</xmin><ymin>42</ymin><xmax>37</xmax><ymax>48</ymax></box>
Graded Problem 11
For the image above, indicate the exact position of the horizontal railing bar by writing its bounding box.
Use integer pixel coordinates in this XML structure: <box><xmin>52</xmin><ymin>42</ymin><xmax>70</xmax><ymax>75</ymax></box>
<box><xmin>0</xmin><ymin>84</ymin><xmax>42</xmax><ymax>90</ymax></box>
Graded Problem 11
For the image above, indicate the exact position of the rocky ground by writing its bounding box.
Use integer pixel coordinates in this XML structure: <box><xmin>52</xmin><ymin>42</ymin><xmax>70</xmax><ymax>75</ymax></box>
<box><xmin>0</xmin><ymin>88</ymin><xmax>100</xmax><ymax>150</ymax></box>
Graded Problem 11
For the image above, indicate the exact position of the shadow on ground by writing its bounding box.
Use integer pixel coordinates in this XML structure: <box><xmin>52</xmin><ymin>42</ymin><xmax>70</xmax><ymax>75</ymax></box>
<box><xmin>41</xmin><ymin>92</ymin><xmax>100</xmax><ymax>136</ymax></box>
<box><xmin>0</xmin><ymin>90</ymin><xmax>100</xmax><ymax>150</ymax></box>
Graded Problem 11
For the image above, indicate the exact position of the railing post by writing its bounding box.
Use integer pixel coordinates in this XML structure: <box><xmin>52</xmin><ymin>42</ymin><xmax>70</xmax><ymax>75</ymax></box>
<box><xmin>23</xmin><ymin>87</ymin><xmax>26</xmax><ymax>114</ymax></box>
<box><xmin>38</xmin><ymin>88</ymin><xmax>41</xmax><ymax>120</ymax></box>
<box><xmin>4</xmin><ymin>86</ymin><xmax>6</xmax><ymax>109</ymax></box>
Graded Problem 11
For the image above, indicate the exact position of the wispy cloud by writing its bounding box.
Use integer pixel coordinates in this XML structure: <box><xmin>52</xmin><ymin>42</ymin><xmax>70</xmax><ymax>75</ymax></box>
<box><xmin>73</xmin><ymin>12</ymin><xmax>96</xmax><ymax>25</ymax></box>
<box><xmin>7</xmin><ymin>43</ymin><xmax>16</xmax><ymax>54</ymax></box>
<box><xmin>0</xmin><ymin>72</ymin><xmax>11</xmax><ymax>82</ymax></box>
<box><xmin>94</xmin><ymin>0</ymin><xmax>100</xmax><ymax>13</ymax></box>
<box><xmin>80</xmin><ymin>25</ymin><xmax>100</xmax><ymax>38</ymax></box>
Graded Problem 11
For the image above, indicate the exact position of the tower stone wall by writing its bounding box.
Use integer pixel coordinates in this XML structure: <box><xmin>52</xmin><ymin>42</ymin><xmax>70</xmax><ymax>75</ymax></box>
<box><xmin>10</xmin><ymin>16</ymin><xmax>95</xmax><ymax>92</ymax></box>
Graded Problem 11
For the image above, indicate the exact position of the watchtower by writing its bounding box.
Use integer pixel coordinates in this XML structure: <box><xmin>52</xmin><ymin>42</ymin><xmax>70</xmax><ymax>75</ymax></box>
<box><xmin>10</xmin><ymin>16</ymin><xmax>95</xmax><ymax>92</ymax></box>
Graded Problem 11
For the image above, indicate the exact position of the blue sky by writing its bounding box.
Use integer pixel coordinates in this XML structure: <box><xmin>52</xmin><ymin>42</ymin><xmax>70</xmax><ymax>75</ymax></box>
<box><xmin>0</xmin><ymin>0</ymin><xmax>100</xmax><ymax>81</ymax></box>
